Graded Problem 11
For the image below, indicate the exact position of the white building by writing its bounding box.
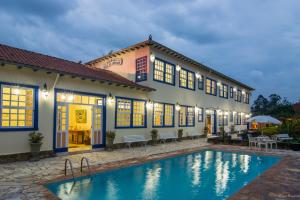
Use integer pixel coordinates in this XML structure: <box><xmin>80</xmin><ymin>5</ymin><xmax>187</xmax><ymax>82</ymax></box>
<box><xmin>0</xmin><ymin>37</ymin><xmax>253</xmax><ymax>157</ymax></box>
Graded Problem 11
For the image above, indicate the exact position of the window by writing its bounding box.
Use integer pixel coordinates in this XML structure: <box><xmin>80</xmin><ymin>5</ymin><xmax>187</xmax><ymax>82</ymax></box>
<box><xmin>243</xmin><ymin>92</ymin><xmax>250</xmax><ymax>104</ymax></box>
<box><xmin>0</xmin><ymin>83</ymin><xmax>38</xmax><ymax>130</ymax></box>
<box><xmin>206</xmin><ymin>78</ymin><xmax>217</xmax><ymax>95</ymax></box>
<box><xmin>153</xmin><ymin>103</ymin><xmax>174</xmax><ymax>127</ymax></box>
<box><xmin>235</xmin><ymin>113</ymin><xmax>242</xmax><ymax>125</ymax></box>
<box><xmin>179</xmin><ymin>105</ymin><xmax>195</xmax><ymax>127</ymax></box>
<box><xmin>116</xmin><ymin>98</ymin><xmax>146</xmax><ymax>128</ymax></box>
<box><xmin>218</xmin><ymin>114</ymin><xmax>228</xmax><ymax>126</ymax></box>
<box><xmin>179</xmin><ymin>68</ymin><xmax>195</xmax><ymax>90</ymax></box>
<box><xmin>136</xmin><ymin>56</ymin><xmax>147</xmax><ymax>82</ymax></box>
<box><xmin>219</xmin><ymin>84</ymin><xmax>228</xmax><ymax>98</ymax></box>
<box><xmin>230</xmin><ymin>87</ymin><xmax>234</xmax><ymax>98</ymax></box>
<box><xmin>230</xmin><ymin>112</ymin><xmax>234</xmax><ymax>122</ymax></box>
<box><xmin>198</xmin><ymin>75</ymin><xmax>204</xmax><ymax>90</ymax></box>
<box><xmin>198</xmin><ymin>107</ymin><xmax>204</xmax><ymax>122</ymax></box>
<box><xmin>236</xmin><ymin>90</ymin><xmax>242</xmax><ymax>102</ymax></box>
<box><xmin>153</xmin><ymin>59</ymin><xmax>175</xmax><ymax>85</ymax></box>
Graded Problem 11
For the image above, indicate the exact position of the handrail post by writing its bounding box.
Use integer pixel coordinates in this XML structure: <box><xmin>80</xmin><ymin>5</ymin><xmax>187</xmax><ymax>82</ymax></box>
<box><xmin>81</xmin><ymin>157</ymin><xmax>92</xmax><ymax>176</ymax></box>
<box><xmin>65</xmin><ymin>159</ymin><xmax>75</xmax><ymax>179</ymax></box>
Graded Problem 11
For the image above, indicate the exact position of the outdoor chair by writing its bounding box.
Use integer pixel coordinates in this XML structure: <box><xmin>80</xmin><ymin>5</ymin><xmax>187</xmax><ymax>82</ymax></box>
<box><xmin>247</xmin><ymin>134</ymin><xmax>257</xmax><ymax>148</ymax></box>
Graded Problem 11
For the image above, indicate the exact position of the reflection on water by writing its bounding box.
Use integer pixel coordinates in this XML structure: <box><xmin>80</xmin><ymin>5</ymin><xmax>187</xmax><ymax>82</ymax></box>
<box><xmin>47</xmin><ymin>151</ymin><xmax>280</xmax><ymax>200</ymax></box>
<box><xmin>192</xmin><ymin>154</ymin><xmax>202</xmax><ymax>186</ymax></box>
<box><xmin>143</xmin><ymin>164</ymin><xmax>161</xmax><ymax>200</ymax></box>
<box><xmin>215</xmin><ymin>152</ymin><xmax>230</xmax><ymax>195</ymax></box>
<box><xmin>239</xmin><ymin>154</ymin><xmax>250</xmax><ymax>173</ymax></box>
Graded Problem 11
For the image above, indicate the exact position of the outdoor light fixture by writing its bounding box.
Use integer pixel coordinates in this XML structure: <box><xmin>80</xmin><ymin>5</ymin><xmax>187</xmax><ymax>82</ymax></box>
<box><xmin>175</xmin><ymin>102</ymin><xmax>181</xmax><ymax>111</ymax></box>
<box><xmin>150</xmin><ymin>53</ymin><xmax>155</xmax><ymax>63</ymax></box>
<box><xmin>195</xmin><ymin>104</ymin><xmax>199</xmax><ymax>112</ymax></box>
<box><xmin>217</xmin><ymin>81</ymin><xmax>222</xmax><ymax>87</ymax></box>
<box><xmin>61</xmin><ymin>93</ymin><xmax>66</xmax><ymax>100</ymax></box>
<box><xmin>242</xmin><ymin>90</ymin><xmax>246</xmax><ymax>95</ymax></box>
<box><xmin>233</xmin><ymin>87</ymin><xmax>237</xmax><ymax>92</ymax></box>
<box><xmin>195</xmin><ymin>72</ymin><xmax>201</xmax><ymax>79</ymax></box>
<box><xmin>233</xmin><ymin>111</ymin><xmax>237</xmax><ymax>115</ymax></box>
<box><xmin>176</xmin><ymin>64</ymin><xmax>181</xmax><ymax>71</ymax></box>
<box><xmin>107</xmin><ymin>93</ymin><xmax>114</xmax><ymax>105</ymax></box>
<box><xmin>14</xmin><ymin>87</ymin><xmax>20</xmax><ymax>95</ymax></box>
<box><xmin>224</xmin><ymin>111</ymin><xmax>229</xmax><ymax>115</ymax></box>
<box><xmin>146</xmin><ymin>99</ymin><xmax>153</xmax><ymax>109</ymax></box>
<box><xmin>67</xmin><ymin>94</ymin><xmax>74</xmax><ymax>101</ymax></box>
<box><xmin>42</xmin><ymin>83</ymin><xmax>49</xmax><ymax>99</ymax></box>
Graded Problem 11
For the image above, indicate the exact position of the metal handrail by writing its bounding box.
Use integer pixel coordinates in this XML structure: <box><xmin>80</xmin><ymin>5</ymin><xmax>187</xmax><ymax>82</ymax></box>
<box><xmin>64</xmin><ymin>159</ymin><xmax>75</xmax><ymax>179</ymax></box>
<box><xmin>81</xmin><ymin>157</ymin><xmax>92</xmax><ymax>177</ymax></box>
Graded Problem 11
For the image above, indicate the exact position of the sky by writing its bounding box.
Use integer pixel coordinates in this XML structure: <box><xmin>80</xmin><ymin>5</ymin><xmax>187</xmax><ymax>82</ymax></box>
<box><xmin>0</xmin><ymin>0</ymin><xmax>300</xmax><ymax>103</ymax></box>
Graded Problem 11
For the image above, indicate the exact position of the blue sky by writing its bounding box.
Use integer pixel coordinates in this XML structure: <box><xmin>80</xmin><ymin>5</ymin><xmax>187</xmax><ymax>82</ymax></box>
<box><xmin>0</xmin><ymin>0</ymin><xmax>299</xmax><ymax>102</ymax></box>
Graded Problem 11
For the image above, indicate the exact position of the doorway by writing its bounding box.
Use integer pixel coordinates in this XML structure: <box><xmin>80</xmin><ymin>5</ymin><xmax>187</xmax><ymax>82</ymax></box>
<box><xmin>206</xmin><ymin>115</ymin><xmax>212</xmax><ymax>135</ymax></box>
<box><xmin>205</xmin><ymin>112</ymin><xmax>215</xmax><ymax>135</ymax></box>
<box><xmin>55</xmin><ymin>91</ymin><xmax>105</xmax><ymax>152</ymax></box>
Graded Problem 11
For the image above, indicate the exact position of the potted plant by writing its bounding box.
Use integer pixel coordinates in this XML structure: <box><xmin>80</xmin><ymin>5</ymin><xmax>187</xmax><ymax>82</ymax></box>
<box><xmin>29</xmin><ymin>131</ymin><xmax>43</xmax><ymax>161</ymax></box>
<box><xmin>230</xmin><ymin>125</ymin><xmax>235</xmax><ymax>134</ymax></box>
<box><xmin>177</xmin><ymin>129</ymin><xmax>183</xmax><ymax>141</ymax></box>
<box><xmin>151</xmin><ymin>129</ymin><xmax>158</xmax><ymax>145</ymax></box>
<box><xmin>106</xmin><ymin>130</ymin><xmax>116</xmax><ymax>151</ymax></box>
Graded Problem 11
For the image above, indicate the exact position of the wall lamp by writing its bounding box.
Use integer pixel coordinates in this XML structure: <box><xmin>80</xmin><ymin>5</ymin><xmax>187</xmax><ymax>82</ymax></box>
<box><xmin>150</xmin><ymin>53</ymin><xmax>155</xmax><ymax>63</ymax></box>
<box><xmin>175</xmin><ymin>102</ymin><xmax>181</xmax><ymax>111</ymax></box>
<box><xmin>42</xmin><ymin>83</ymin><xmax>49</xmax><ymax>100</ymax></box>
<box><xmin>107</xmin><ymin>93</ymin><xmax>114</xmax><ymax>105</ymax></box>
<box><xmin>146</xmin><ymin>99</ymin><xmax>153</xmax><ymax>109</ymax></box>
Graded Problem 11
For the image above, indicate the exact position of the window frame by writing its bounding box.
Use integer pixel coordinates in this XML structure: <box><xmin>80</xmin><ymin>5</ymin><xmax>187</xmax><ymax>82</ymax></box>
<box><xmin>244</xmin><ymin>92</ymin><xmax>250</xmax><ymax>104</ymax></box>
<box><xmin>115</xmin><ymin>97</ymin><xmax>147</xmax><ymax>129</ymax></box>
<box><xmin>236</xmin><ymin>89</ymin><xmax>242</xmax><ymax>102</ymax></box>
<box><xmin>198</xmin><ymin>75</ymin><xmax>204</xmax><ymax>90</ymax></box>
<box><xmin>205</xmin><ymin>77</ymin><xmax>217</xmax><ymax>96</ymax></box>
<box><xmin>153</xmin><ymin>58</ymin><xmax>175</xmax><ymax>86</ymax></box>
<box><xmin>0</xmin><ymin>82</ymin><xmax>39</xmax><ymax>131</ymax></box>
<box><xmin>178</xmin><ymin>105</ymin><xmax>195</xmax><ymax>127</ymax></box>
<box><xmin>135</xmin><ymin>56</ymin><xmax>147</xmax><ymax>82</ymax></box>
<box><xmin>198</xmin><ymin>107</ymin><xmax>204</xmax><ymax>122</ymax></box>
<box><xmin>152</xmin><ymin>102</ymin><xmax>175</xmax><ymax>128</ymax></box>
<box><xmin>179</xmin><ymin>68</ymin><xmax>195</xmax><ymax>91</ymax></box>
<box><xmin>219</xmin><ymin>83</ymin><xmax>228</xmax><ymax>99</ymax></box>
<box><xmin>230</xmin><ymin>86</ymin><xmax>234</xmax><ymax>98</ymax></box>
<box><xmin>235</xmin><ymin>112</ymin><xmax>242</xmax><ymax>125</ymax></box>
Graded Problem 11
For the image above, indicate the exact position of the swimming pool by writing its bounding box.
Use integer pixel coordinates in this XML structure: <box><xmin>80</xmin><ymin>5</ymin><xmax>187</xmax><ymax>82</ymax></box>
<box><xmin>46</xmin><ymin>150</ymin><xmax>280</xmax><ymax>200</ymax></box>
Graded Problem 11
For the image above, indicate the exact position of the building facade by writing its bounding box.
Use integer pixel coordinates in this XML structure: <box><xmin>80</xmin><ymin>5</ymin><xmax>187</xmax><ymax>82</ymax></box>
<box><xmin>0</xmin><ymin>38</ymin><xmax>253</xmax><ymax>156</ymax></box>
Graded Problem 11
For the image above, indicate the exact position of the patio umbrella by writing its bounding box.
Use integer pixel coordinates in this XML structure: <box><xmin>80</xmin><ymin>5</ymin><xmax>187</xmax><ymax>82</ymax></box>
<box><xmin>246</xmin><ymin>115</ymin><xmax>282</xmax><ymax>125</ymax></box>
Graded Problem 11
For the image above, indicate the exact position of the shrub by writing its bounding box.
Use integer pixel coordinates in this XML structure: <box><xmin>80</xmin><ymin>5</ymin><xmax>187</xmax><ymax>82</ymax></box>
<box><xmin>261</xmin><ymin>126</ymin><xmax>279</xmax><ymax>136</ymax></box>
<box><xmin>29</xmin><ymin>132</ymin><xmax>43</xmax><ymax>144</ymax></box>
<box><xmin>106</xmin><ymin>130</ymin><xmax>116</xmax><ymax>139</ymax></box>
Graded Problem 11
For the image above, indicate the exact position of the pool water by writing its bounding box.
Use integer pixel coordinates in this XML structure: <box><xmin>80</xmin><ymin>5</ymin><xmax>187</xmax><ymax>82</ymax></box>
<box><xmin>46</xmin><ymin>150</ymin><xmax>280</xmax><ymax>200</ymax></box>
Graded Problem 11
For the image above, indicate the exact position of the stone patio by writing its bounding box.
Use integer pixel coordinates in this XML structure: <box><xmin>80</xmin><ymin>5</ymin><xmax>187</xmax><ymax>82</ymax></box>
<box><xmin>0</xmin><ymin>139</ymin><xmax>300</xmax><ymax>200</ymax></box>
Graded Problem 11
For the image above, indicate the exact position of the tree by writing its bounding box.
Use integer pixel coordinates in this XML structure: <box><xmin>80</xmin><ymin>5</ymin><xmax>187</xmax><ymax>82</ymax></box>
<box><xmin>251</xmin><ymin>94</ymin><xmax>295</xmax><ymax>118</ymax></box>
<box><xmin>251</xmin><ymin>95</ymin><xmax>269</xmax><ymax>115</ymax></box>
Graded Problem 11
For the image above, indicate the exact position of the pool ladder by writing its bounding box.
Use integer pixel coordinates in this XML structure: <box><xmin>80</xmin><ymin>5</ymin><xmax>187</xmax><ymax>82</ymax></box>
<box><xmin>64</xmin><ymin>157</ymin><xmax>92</xmax><ymax>179</ymax></box>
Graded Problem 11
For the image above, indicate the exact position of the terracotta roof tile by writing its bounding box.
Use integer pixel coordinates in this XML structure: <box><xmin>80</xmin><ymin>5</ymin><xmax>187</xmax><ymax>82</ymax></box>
<box><xmin>0</xmin><ymin>43</ymin><xmax>155</xmax><ymax>91</ymax></box>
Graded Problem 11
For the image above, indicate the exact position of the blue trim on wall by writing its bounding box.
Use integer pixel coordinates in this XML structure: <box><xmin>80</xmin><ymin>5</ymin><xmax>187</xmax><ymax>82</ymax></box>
<box><xmin>115</xmin><ymin>96</ymin><xmax>147</xmax><ymax>129</ymax></box>
<box><xmin>230</xmin><ymin>86</ymin><xmax>234</xmax><ymax>98</ymax></box>
<box><xmin>135</xmin><ymin>56</ymin><xmax>148</xmax><ymax>82</ymax></box>
<box><xmin>53</xmin><ymin>88</ymin><xmax>107</xmax><ymax>153</ymax></box>
<box><xmin>178</xmin><ymin>104</ymin><xmax>195</xmax><ymax>127</ymax></box>
<box><xmin>153</xmin><ymin>58</ymin><xmax>176</xmax><ymax>86</ymax></box>
<box><xmin>205</xmin><ymin>77</ymin><xmax>217</xmax><ymax>96</ymax></box>
<box><xmin>179</xmin><ymin>67</ymin><xmax>196</xmax><ymax>91</ymax></box>
<box><xmin>0</xmin><ymin>81</ymin><xmax>39</xmax><ymax>132</ymax></box>
<box><xmin>152</xmin><ymin>102</ymin><xmax>175</xmax><ymax>128</ymax></box>
<box><xmin>213</xmin><ymin>110</ymin><xmax>217</xmax><ymax>134</ymax></box>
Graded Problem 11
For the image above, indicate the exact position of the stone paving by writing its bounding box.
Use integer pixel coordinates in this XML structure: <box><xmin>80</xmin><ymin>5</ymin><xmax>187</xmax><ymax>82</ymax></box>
<box><xmin>0</xmin><ymin>139</ymin><xmax>209</xmax><ymax>200</ymax></box>
<box><xmin>1</xmin><ymin>139</ymin><xmax>300</xmax><ymax>200</ymax></box>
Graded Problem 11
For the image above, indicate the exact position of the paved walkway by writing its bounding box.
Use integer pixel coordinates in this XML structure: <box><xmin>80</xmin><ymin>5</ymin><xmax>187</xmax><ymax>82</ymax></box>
<box><xmin>0</xmin><ymin>139</ymin><xmax>209</xmax><ymax>200</ymax></box>
<box><xmin>1</xmin><ymin>140</ymin><xmax>300</xmax><ymax>200</ymax></box>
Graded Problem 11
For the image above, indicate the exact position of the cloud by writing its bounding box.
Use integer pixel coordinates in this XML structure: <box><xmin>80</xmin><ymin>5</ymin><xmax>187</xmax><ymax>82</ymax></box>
<box><xmin>0</xmin><ymin>0</ymin><xmax>299</xmax><ymax>102</ymax></box>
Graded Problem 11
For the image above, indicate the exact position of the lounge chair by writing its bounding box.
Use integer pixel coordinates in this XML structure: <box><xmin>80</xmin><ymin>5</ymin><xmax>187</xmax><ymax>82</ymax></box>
<box><xmin>123</xmin><ymin>135</ymin><xmax>147</xmax><ymax>148</ymax></box>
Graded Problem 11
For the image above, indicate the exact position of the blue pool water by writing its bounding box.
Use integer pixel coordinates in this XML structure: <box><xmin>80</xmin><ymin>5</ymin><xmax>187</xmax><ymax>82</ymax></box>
<box><xmin>46</xmin><ymin>150</ymin><xmax>280</xmax><ymax>200</ymax></box>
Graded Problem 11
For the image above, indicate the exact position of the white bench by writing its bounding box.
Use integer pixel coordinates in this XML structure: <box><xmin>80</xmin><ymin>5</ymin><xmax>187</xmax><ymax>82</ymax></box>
<box><xmin>275</xmin><ymin>134</ymin><xmax>293</xmax><ymax>141</ymax></box>
<box><xmin>123</xmin><ymin>135</ymin><xmax>147</xmax><ymax>148</ymax></box>
<box><xmin>159</xmin><ymin>132</ymin><xmax>178</xmax><ymax>143</ymax></box>
<box><xmin>187</xmin><ymin>132</ymin><xmax>203</xmax><ymax>139</ymax></box>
